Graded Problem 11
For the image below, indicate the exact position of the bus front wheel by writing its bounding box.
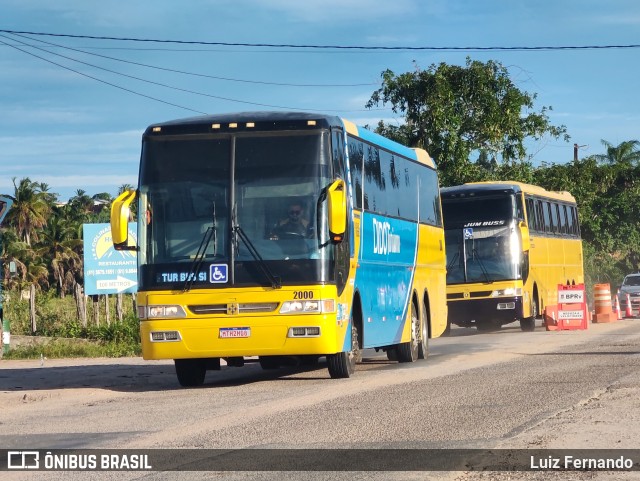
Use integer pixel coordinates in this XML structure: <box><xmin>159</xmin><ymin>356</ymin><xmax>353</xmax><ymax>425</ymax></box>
<box><xmin>174</xmin><ymin>359</ymin><xmax>206</xmax><ymax>387</ymax></box>
<box><xmin>327</xmin><ymin>323</ymin><xmax>360</xmax><ymax>378</ymax></box>
<box><xmin>520</xmin><ymin>296</ymin><xmax>538</xmax><ymax>332</ymax></box>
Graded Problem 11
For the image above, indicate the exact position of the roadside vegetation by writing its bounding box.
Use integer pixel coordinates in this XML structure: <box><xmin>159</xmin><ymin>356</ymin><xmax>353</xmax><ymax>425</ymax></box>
<box><xmin>1</xmin><ymin>58</ymin><xmax>640</xmax><ymax>359</ymax></box>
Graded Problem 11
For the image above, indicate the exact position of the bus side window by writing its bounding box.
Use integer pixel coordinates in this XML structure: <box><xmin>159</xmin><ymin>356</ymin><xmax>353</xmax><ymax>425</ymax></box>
<box><xmin>516</xmin><ymin>194</ymin><xmax>525</xmax><ymax>221</ymax></box>
<box><xmin>559</xmin><ymin>204</ymin><xmax>569</xmax><ymax>235</ymax></box>
<box><xmin>571</xmin><ymin>206</ymin><xmax>581</xmax><ymax>237</ymax></box>
<box><xmin>525</xmin><ymin>197</ymin><xmax>536</xmax><ymax>232</ymax></box>
<box><xmin>543</xmin><ymin>201</ymin><xmax>552</xmax><ymax>233</ymax></box>
<box><xmin>536</xmin><ymin>199</ymin><xmax>544</xmax><ymax>234</ymax></box>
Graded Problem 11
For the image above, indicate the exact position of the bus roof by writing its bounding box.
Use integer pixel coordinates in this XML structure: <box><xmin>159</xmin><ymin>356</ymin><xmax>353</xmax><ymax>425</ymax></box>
<box><xmin>145</xmin><ymin>111</ymin><xmax>435</xmax><ymax>169</ymax></box>
<box><xmin>441</xmin><ymin>181</ymin><xmax>576</xmax><ymax>204</ymax></box>
<box><xmin>340</xmin><ymin>118</ymin><xmax>435</xmax><ymax>168</ymax></box>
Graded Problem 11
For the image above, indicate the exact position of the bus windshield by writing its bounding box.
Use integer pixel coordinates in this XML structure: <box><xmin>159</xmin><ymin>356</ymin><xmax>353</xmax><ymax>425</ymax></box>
<box><xmin>446</xmin><ymin>225</ymin><xmax>520</xmax><ymax>284</ymax></box>
<box><xmin>138</xmin><ymin>131</ymin><xmax>334</xmax><ymax>290</ymax></box>
<box><xmin>443</xmin><ymin>191</ymin><xmax>523</xmax><ymax>284</ymax></box>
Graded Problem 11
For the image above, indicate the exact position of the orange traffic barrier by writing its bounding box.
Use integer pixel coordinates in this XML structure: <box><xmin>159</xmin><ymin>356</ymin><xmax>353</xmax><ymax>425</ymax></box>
<box><xmin>546</xmin><ymin>284</ymin><xmax>589</xmax><ymax>331</ymax></box>
<box><xmin>593</xmin><ymin>283</ymin><xmax>617</xmax><ymax>323</ymax></box>
<box><xmin>544</xmin><ymin>305</ymin><xmax>558</xmax><ymax>330</ymax></box>
<box><xmin>626</xmin><ymin>293</ymin><xmax>634</xmax><ymax>318</ymax></box>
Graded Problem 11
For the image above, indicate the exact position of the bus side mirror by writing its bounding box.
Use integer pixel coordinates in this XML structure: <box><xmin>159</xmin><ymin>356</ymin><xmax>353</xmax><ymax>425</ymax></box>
<box><xmin>327</xmin><ymin>179</ymin><xmax>347</xmax><ymax>241</ymax></box>
<box><xmin>111</xmin><ymin>190</ymin><xmax>137</xmax><ymax>251</ymax></box>
<box><xmin>519</xmin><ymin>221</ymin><xmax>530</xmax><ymax>251</ymax></box>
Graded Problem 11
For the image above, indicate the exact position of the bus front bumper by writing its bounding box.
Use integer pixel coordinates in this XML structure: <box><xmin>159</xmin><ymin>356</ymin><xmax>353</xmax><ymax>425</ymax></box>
<box><xmin>447</xmin><ymin>297</ymin><xmax>524</xmax><ymax>328</ymax></box>
<box><xmin>139</xmin><ymin>314</ymin><xmax>346</xmax><ymax>360</ymax></box>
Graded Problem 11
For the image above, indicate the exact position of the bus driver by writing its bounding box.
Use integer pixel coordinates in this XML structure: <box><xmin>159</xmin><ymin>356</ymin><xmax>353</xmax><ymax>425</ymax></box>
<box><xmin>270</xmin><ymin>201</ymin><xmax>314</xmax><ymax>239</ymax></box>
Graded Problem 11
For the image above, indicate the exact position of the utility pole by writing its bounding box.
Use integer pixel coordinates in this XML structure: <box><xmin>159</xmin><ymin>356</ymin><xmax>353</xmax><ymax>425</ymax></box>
<box><xmin>573</xmin><ymin>143</ymin><xmax>588</xmax><ymax>161</ymax></box>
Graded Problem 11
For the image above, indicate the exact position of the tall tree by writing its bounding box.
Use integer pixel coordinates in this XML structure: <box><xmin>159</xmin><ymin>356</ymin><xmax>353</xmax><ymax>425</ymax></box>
<box><xmin>594</xmin><ymin>139</ymin><xmax>640</xmax><ymax>167</ymax></box>
<box><xmin>36</xmin><ymin>215</ymin><xmax>82</xmax><ymax>298</ymax></box>
<box><xmin>366</xmin><ymin>58</ymin><xmax>569</xmax><ymax>186</ymax></box>
<box><xmin>5</xmin><ymin>177</ymin><xmax>52</xmax><ymax>246</ymax></box>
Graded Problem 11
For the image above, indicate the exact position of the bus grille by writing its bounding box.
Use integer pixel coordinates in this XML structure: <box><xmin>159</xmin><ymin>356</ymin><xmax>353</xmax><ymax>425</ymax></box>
<box><xmin>447</xmin><ymin>291</ymin><xmax>493</xmax><ymax>300</ymax></box>
<box><xmin>470</xmin><ymin>291</ymin><xmax>492</xmax><ymax>298</ymax></box>
<box><xmin>188</xmin><ymin>303</ymin><xmax>279</xmax><ymax>315</ymax></box>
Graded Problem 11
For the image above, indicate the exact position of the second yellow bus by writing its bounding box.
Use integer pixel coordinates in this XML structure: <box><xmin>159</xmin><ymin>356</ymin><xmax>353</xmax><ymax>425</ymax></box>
<box><xmin>441</xmin><ymin>181</ymin><xmax>584</xmax><ymax>332</ymax></box>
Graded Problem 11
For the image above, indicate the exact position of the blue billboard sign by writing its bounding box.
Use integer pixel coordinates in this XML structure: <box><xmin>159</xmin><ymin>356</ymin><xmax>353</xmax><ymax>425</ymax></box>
<box><xmin>83</xmin><ymin>223</ymin><xmax>137</xmax><ymax>295</ymax></box>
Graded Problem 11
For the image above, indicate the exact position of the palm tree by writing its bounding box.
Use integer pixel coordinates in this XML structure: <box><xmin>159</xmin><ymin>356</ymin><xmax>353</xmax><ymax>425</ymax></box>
<box><xmin>68</xmin><ymin>189</ymin><xmax>95</xmax><ymax>222</ymax></box>
<box><xmin>118</xmin><ymin>184</ymin><xmax>135</xmax><ymax>195</ymax></box>
<box><xmin>594</xmin><ymin>140</ymin><xmax>640</xmax><ymax>166</ymax></box>
<box><xmin>5</xmin><ymin>177</ymin><xmax>52</xmax><ymax>246</ymax></box>
<box><xmin>1</xmin><ymin>228</ymin><xmax>48</xmax><ymax>291</ymax></box>
<box><xmin>37</xmin><ymin>215</ymin><xmax>82</xmax><ymax>297</ymax></box>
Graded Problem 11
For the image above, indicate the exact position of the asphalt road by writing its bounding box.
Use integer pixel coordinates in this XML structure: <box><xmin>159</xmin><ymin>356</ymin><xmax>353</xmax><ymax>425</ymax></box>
<box><xmin>1</xmin><ymin>318</ymin><xmax>640</xmax><ymax>481</ymax></box>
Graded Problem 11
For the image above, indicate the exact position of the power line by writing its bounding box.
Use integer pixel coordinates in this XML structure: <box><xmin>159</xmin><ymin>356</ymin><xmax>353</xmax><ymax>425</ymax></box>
<box><xmin>1</xmin><ymin>29</ymin><xmax>639</xmax><ymax>51</ymax></box>
<box><xmin>6</xmin><ymin>32</ymin><xmax>376</xmax><ymax>87</ymax></box>
<box><xmin>1</xmin><ymin>34</ymin><xmax>387</xmax><ymax>113</ymax></box>
<box><xmin>0</xmin><ymin>37</ymin><xmax>207</xmax><ymax>115</ymax></box>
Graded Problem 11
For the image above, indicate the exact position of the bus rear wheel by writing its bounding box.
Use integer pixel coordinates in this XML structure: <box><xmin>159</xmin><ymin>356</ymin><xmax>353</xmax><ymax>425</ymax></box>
<box><xmin>397</xmin><ymin>302</ymin><xmax>420</xmax><ymax>363</ymax></box>
<box><xmin>418</xmin><ymin>304</ymin><xmax>429</xmax><ymax>360</ymax></box>
<box><xmin>174</xmin><ymin>359</ymin><xmax>206</xmax><ymax>387</ymax></box>
<box><xmin>327</xmin><ymin>323</ymin><xmax>360</xmax><ymax>378</ymax></box>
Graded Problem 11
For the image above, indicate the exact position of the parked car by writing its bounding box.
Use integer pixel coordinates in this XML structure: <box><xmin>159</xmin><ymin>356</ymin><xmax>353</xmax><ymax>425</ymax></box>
<box><xmin>618</xmin><ymin>273</ymin><xmax>640</xmax><ymax>315</ymax></box>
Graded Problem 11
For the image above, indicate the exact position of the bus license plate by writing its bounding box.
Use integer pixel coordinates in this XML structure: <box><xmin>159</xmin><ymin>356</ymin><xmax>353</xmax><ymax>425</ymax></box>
<box><xmin>219</xmin><ymin>327</ymin><xmax>250</xmax><ymax>338</ymax></box>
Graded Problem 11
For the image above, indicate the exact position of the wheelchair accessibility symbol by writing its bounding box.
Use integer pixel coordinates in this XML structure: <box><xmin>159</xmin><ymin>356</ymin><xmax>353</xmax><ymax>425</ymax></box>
<box><xmin>463</xmin><ymin>228</ymin><xmax>474</xmax><ymax>240</ymax></box>
<box><xmin>210</xmin><ymin>264</ymin><xmax>228</xmax><ymax>283</ymax></box>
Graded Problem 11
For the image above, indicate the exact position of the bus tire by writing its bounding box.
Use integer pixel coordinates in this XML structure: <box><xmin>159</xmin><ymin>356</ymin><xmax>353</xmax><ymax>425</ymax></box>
<box><xmin>418</xmin><ymin>303</ymin><xmax>429</xmax><ymax>359</ymax></box>
<box><xmin>520</xmin><ymin>296</ymin><xmax>538</xmax><ymax>332</ymax></box>
<box><xmin>397</xmin><ymin>302</ymin><xmax>420</xmax><ymax>363</ymax></box>
<box><xmin>327</xmin><ymin>323</ymin><xmax>359</xmax><ymax>378</ymax></box>
<box><xmin>174</xmin><ymin>359</ymin><xmax>206</xmax><ymax>387</ymax></box>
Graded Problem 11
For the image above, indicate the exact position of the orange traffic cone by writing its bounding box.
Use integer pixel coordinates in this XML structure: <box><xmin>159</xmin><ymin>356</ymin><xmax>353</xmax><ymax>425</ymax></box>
<box><xmin>613</xmin><ymin>293</ymin><xmax>622</xmax><ymax>320</ymax></box>
<box><xmin>625</xmin><ymin>293</ymin><xmax>633</xmax><ymax>318</ymax></box>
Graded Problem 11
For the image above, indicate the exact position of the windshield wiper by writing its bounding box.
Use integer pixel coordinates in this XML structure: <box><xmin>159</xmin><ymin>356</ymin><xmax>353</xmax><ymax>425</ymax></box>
<box><xmin>183</xmin><ymin>203</ymin><xmax>217</xmax><ymax>292</ymax></box>
<box><xmin>446</xmin><ymin>251</ymin><xmax>460</xmax><ymax>272</ymax></box>
<box><xmin>470</xmin><ymin>247</ymin><xmax>492</xmax><ymax>284</ymax></box>
<box><xmin>233</xmin><ymin>224</ymin><xmax>282</xmax><ymax>289</ymax></box>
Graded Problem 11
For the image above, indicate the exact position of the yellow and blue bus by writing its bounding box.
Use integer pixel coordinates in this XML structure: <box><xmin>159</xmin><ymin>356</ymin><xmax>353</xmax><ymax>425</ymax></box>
<box><xmin>441</xmin><ymin>181</ymin><xmax>583</xmax><ymax>332</ymax></box>
<box><xmin>111</xmin><ymin>112</ymin><xmax>447</xmax><ymax>386</ymax></box>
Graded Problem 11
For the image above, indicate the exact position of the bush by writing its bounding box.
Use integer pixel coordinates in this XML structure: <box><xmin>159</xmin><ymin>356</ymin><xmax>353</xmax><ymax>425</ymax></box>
<box><xmin>2</xmin><ymin>291</ymin><xmax>140</xmax><ymax>359</ymax></box>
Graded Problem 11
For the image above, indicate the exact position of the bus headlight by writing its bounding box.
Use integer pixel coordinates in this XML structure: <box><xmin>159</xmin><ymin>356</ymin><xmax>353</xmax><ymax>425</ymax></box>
<box><xmin>279</xmin><ymin>299</ymin><xmax>335</xmax><ymax>314</ymax></box>
<box><xmin>490</xmin><ymin>288</ymin><xmax>522</xmax><ymax>297</ymax></box>
<box><xmin>139</xmin><ymin>305</ymin><xmax>187</xmax><ymax>319</ymax></box>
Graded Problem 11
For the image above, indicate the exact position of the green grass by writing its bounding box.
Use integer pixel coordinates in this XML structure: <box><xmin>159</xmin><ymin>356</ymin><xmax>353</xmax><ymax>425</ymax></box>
<box><xmin>2</xmin><ymin>290</ymin><xmax>141</xmax><ymax>359</ymax></box>
<box><xmin>3</xmin><ymin>338</ymin><xmax>141</xmax><ymax>359</ymax></box>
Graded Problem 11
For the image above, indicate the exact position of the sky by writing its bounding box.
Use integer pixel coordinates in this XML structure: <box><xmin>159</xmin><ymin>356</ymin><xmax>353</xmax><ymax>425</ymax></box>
<box><xmin>1</xmin><ymin>0</ymin><xmax>639</xmax><ymax>202</ymax></box>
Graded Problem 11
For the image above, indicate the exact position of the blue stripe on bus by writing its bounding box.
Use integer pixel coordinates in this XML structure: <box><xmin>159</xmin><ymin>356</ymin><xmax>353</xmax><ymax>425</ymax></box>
<box><xmin>354</xmin><ymin>212</ymin><xmax>418</xmax><ymax>348</ymax></box>
<box><xmin>353</xmin><ymin>126</ymin><xmax>418</xmax><ymax>161</ymax></box>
